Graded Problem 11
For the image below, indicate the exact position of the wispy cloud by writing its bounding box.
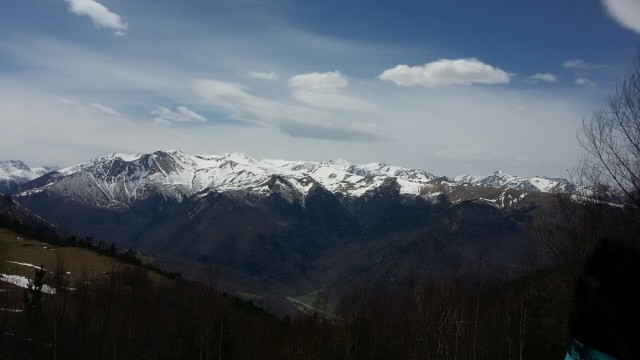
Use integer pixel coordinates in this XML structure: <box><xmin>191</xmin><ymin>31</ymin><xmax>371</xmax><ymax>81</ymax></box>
<box><xmin>192</xmin><ymin>79</ymin><xmax>383</xmax><ymax>141</ymax></box>
<box><xmin>152</xmin><ymin>106</ymin><xmax>207</xmax><ymax>124</ymax></box>
<box><xmin>91</xmin><ymin>103</ymin><xmax>124</xmax><ymax>118</ymax></box>
<box><xmin>602</xmin><ymin>0</ymin><xmax>640</xmax><ymax>34</ymax></box>
<box><xmin>58</xmin><ymin>99</ymin><xmax>126</xmax><ymax>119</ymax></box>
<box><xmin>575</xmin><ymin>77</ymin><xmax>597</xmax><ymax>87</ymax></box>
<box><xmin>248</xmin><ymin>71</ymin><xmax>279</xmax><ymax>80</ymax></box>
<box><xmin>524</xmin><ymin>73</ymin><xmax>557</xmax><ymax>84</ymax></box>
<box><xmin>289</xmin><ymin>71</ymin><xmax>374</xmax><ymax>111</ymax></box>
<box><xmin>378</xmin><ymin>58</ymin><xmax>510</xmax><ymax>88</ymax></box>
<box><xmin>562</xmin><ymin>59</ymin><xmax>603</xmax><ymax>71</ymax></box>
<box><xmin>64</xmin><ymin>0</ymin><xmax>128</xmax><ymax>36</ymax></box>
<box><xmin>563</xmin><ymin>60</ymin><xmax>603</xmax><ymax>86</ymax></box>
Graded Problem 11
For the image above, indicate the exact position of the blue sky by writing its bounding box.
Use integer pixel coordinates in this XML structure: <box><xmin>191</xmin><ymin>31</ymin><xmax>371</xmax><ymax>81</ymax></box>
<box><xmin>1</xmin><ymin>0</ymin><xmax>640</xmax><ymax>177</ymax></box>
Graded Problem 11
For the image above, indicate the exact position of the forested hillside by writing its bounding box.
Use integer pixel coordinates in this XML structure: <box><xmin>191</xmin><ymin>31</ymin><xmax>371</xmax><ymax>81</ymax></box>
<box><xmin>0</xmin><ymin>224</ymin><xmax>572</xmax><ymax>359</ymax></box>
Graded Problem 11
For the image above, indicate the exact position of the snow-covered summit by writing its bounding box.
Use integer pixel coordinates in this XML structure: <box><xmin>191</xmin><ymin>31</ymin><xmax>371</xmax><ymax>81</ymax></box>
<box><xmin>0</xmin><ymin>160</ymin><xmax>58</xmax><ymax>193</ymax></box>
<box><xmin>1</xmin><ymin>160</ymin><xmax>55</xmax><ymax>181</ymax></box>
<box><xmin>454</xmin><ymin>171</ymin><xmax>573</xmax><ymax>193</ymax></box>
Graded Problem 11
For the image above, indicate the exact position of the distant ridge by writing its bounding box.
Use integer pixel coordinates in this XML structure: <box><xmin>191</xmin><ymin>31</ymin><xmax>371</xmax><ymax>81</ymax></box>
<box><xmin>454</xmin><ymin>170</ymin><xmax>575</xmax><ymax>193</ymax></box>
<box><xmin>0</xmin><ymin>160</ymin><xmax>58</xmax><ymax>193</ymax></box>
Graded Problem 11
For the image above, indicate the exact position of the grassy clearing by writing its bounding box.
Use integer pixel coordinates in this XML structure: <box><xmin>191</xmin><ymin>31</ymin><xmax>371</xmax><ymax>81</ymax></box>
<box><xmin>0</xmin><ymin>228</ymin><xmax>115</xmax><ymax>279</ymax></box>
<box><xmin>0</xmin><ymin>228</ymin><xmax>164</xmax><ymax>290</ymax></box>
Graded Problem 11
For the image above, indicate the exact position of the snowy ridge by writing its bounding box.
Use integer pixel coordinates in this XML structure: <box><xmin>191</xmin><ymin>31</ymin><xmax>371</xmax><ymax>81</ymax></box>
<box><xmin>12</xmin><ymin>151</ymin><xmax>573</xmax><ymax>209</ymax></box>
<box><xmin>261</xmin><ymin>157</ymin><xmax>434</xmax><ymax>196</ymax></box>
<box><xmin>454</xmin><ymin>171</ymin><xmax>573</xmax><ymax>193</ymax></box>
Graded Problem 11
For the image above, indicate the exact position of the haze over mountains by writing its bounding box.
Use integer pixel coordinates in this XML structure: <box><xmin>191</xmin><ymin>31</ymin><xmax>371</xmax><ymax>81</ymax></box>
<box><xmin>1</xmin><ymin>151</ymin><xmax>573</xmax><ymax>313</ymax></box>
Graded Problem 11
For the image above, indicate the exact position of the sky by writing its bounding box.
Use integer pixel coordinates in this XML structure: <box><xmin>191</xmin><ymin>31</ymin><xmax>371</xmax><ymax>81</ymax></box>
<box><xmin>1</xmin><ymin>0</ymin><xmax>640</xmax><ymax>178</ymax></box>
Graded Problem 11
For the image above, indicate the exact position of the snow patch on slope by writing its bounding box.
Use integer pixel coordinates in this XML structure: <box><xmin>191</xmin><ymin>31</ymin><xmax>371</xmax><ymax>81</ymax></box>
<box><xmin>0</xmin><ymin>274</ymin><xmax>56</xmax><ymax>294</ymax></box>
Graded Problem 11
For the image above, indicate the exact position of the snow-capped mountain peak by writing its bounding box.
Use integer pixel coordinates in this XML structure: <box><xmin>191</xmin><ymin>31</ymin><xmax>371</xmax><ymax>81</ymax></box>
<box><xmin>1</xmin><ymin>160</ymin><xmax>56</xmax><ymax>179</ymax></box>
<box><xmin>15</xmin><ymin>151</ymin><xmax>440</xmax><ymax>207</ymax></box>
<box><xmin>0</xmin><ymin>160</ymin><xmax>58</xmax><ymax>193</ymax></box>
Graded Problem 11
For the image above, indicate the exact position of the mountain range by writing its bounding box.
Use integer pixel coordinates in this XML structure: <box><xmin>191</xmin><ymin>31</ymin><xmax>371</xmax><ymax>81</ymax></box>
<box><xmin>2</xmin><ymin>150</ymin><xmax>572</xmax><ymax>205</ymax></box>
<box><xmin>1</xmin><ymin>151</ymin><xmax>572</xmax><ymax>314</ymax></box>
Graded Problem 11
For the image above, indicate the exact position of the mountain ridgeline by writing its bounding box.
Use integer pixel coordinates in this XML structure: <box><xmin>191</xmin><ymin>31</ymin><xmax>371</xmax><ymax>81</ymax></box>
<box><xmin>3</xmin><ymin>151</ymin><xmax>570</xmax><ymax>297</ymax></box>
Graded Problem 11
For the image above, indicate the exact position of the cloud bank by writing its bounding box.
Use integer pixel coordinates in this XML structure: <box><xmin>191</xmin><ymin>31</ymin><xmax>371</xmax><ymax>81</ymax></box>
<box><xmin>65</xmin><ymin>0</ymin><xmax>128</xmax><ymax>36</ymax></box>
<box><xmin>378</xmin><ymin>58</ymin><xmax>510</xmax><ymax>88</ymax></box>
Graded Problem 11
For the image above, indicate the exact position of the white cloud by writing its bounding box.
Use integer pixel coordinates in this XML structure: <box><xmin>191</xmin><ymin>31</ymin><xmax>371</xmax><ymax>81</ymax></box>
<box><xmin>152</xmin><ymin>106</ymin><xmax>207</xmax><ymax>123</ymax></box>
<box><xmin>248</xmin><ymin>71</ymin><xmax>279</xmax><ymax>80</ymax></box>
<box><xmin>524</xmin><ymin>73</ymin><xmax>557</xmax><ymax>84</ymax></box>
<box><xmin>562</xmin><ymin>59</ymin><xmax>602</xmax><ymax>71</ymax></box>
<box><xmin>290</xmin><ymin>71</ymin><xmax>348</xmax><ymax>92</ymax></box>
<box><xmin>602</xmin><ymin>0</ymin><xmax>640</xmax><ymax>34</ymax></box>
<box><xmin>65</xmin><ymin>0</ymin><xmax>128</xmax><ymax>36</ymax></box>
<box><xmin>289</xmin><ymin>71</ymin><xmax>374</xmax><ymax>111</ymax></box>
<box><xmin>378</xmin><ymin>58</ymin><xmax>510</xmax><ymax>88</ymax></box>
<box><xmin>575</xmin><ymin>77</ymin><xmax>597</xmax><ymax>87</ymax></box>
<box><xmin>91</xmin><ymin>103</ymin><xmax>124</xmax><ymax>118</ymax></box>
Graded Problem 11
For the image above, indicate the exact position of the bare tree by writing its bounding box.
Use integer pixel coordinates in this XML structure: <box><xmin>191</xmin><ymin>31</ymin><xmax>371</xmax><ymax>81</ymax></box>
<box><xmin>579</xmin><ymin>48</ymin><xmax>640</xmax><ymax>210</ymax></box>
